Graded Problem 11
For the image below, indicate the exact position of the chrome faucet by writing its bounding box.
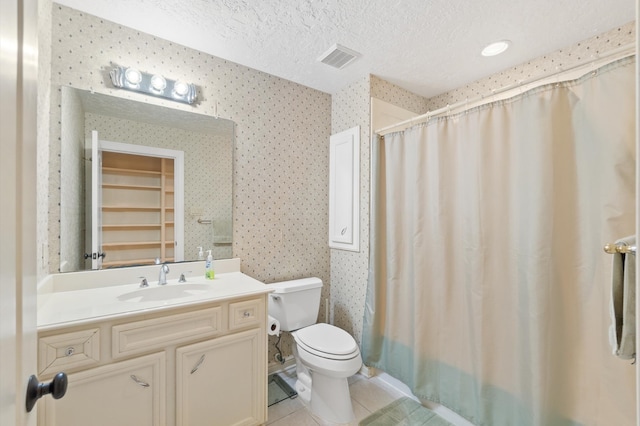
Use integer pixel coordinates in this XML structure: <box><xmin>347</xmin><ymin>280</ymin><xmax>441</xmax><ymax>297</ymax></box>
<box><xmin>158</xmin><ymin>263</ymin><xmax>170</xmax><ymax>285</ymax></box>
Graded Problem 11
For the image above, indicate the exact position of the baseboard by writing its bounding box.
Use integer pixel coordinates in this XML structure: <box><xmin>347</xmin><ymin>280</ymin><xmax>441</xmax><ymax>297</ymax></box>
<box><xmin>267</xmin><ymin>355</ymin><xmax>296</xmax><ymax>375</ymax></box>
<box><xmin>359</xmin><ymin>364</ymin><xmax>378</xmax><ymax>378</ymax></box>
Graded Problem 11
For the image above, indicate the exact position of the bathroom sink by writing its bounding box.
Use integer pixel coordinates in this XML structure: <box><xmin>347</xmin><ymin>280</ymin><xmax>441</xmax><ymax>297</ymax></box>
<box><xmin>38</xmin><ymin>267</ymin><xmax>270</xmax><ymax>329</ymax></box>
<box><xmin>117</xmin><ymin>283</ymin><xmax>212</xmax><ymax>302</ymax></box>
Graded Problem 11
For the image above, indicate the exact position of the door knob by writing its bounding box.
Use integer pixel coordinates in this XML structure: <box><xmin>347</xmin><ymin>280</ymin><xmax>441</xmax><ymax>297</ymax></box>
<box><xmin>26</xmin><ymin>372</ymin><xmax>68</xmax><ymax>412</ymax></box>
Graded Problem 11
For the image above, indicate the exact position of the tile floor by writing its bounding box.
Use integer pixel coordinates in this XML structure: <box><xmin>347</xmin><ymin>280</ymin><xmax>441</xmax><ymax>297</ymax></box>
<box><xmin>266</xmin><ymin>372</ymin><xmax>408</xmax><ymax>426</ymax></box>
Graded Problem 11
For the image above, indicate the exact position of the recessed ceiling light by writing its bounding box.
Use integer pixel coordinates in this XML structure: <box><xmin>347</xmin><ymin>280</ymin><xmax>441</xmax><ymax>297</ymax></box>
<box><xmin>481</xmin><ymin>40</ymin><xmax>511</xmax><ymax>57</ymax></box>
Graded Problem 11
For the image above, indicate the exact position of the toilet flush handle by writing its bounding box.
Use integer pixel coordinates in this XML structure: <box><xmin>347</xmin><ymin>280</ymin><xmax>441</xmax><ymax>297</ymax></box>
<box><xmin>270</xmin><ymin>294</ymin><xmax>281</xmax><ymax>301</ymax></box>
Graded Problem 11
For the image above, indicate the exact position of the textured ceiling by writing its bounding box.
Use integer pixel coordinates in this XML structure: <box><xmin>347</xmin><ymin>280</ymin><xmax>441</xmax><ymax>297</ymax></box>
<box><xmin>54</xmin><ymin>0</ymin><xmax>635</xmax><ymax>98</ymax></box>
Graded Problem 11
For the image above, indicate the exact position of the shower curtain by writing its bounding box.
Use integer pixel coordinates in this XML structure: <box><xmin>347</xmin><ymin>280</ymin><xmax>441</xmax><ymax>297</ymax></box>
<box><xmin>362</xmin><ymin>57</ymin><xmax>636</xmax><ymax>426</ymax></box>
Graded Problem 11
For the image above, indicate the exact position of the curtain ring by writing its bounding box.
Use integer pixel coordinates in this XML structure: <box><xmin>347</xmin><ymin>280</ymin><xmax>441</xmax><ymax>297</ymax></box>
<box><xmin>554</xmin><ymin>66</ymin><xmax>563</xmax><ymax>87</ymax></box>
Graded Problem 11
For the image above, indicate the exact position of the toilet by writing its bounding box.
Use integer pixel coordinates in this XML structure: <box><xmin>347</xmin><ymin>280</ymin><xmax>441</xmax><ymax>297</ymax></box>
<box><xmin>268</xmin><ymin>277</ymin><xmax>362</xmax><ymax>424</ymax></box>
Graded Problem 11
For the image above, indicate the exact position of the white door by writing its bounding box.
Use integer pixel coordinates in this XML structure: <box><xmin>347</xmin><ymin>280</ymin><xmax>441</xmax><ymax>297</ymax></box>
<box><xmin>90</xmin><ymin>130</ymin><xmax>103</xmax><ymax>270</ymax></box>
<box><xmin>0</xmin><ymin>0</ymin><xmax>38</xmax><ymax>425</ymax></box>
<box><xmin>328</xmin><ymin>126</ymin><xmax>360</xmax><ymax>252</ymax></box>
<box><xmin>636</xmin><ymin>2</ymin><xmax>640</xmax><ymax>425</ymax></box>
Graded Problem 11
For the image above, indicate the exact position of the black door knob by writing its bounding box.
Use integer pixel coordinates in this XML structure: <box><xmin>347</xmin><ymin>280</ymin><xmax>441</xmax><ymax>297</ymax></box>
<box><xmin>26</xmin><ymin>372</ymin><xmax>68</xmax><ymax>412</ymax></box>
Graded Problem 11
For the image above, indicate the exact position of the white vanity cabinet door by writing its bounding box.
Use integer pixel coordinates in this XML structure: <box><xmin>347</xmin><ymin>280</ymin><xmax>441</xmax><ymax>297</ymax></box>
<box><xmin>176</xmin><ymin>328</ymin><xmax>265</xmax><ymax>426</ymax></box>
<box><xmin>40</xmin><ymin>352</ymin><xmax>165</xmax><ymax>426</ymax></box>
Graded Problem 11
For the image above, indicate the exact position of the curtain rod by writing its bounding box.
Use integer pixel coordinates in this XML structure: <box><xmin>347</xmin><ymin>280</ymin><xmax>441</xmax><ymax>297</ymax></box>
<box><xmin>376</xmin><ymin>42</ymin><xmax>636</xmax><ymax>136</ymax></box>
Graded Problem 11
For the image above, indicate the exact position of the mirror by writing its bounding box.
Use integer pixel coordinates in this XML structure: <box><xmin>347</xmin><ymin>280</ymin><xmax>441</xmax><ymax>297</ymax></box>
<box><xmin>59</xmin><ymin>86</ymin><xmax>234</xmax><ymax>272</ymax></box>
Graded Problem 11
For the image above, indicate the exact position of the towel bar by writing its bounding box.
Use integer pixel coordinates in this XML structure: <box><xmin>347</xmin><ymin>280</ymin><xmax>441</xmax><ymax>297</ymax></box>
<box><xmin>603</xmin><ymin>243</ymin><xmax>637</xmax><ymax>255</ymax></box>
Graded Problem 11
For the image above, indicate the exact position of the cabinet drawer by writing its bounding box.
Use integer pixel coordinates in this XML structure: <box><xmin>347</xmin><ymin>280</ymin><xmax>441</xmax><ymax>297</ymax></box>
<box><xmin>229</xmin><ymin>299</ymin><xmax>262</xmax><ymax>330</ymax></box>
<box><xmin>39</xmin><ymin>328</ymin><xmax>100</xmax><ymax>376</ymax></box>
<box><xmin>112</xmin><ymin>307</ymin><xmax>222</xmax><ymax>358</ymax></box>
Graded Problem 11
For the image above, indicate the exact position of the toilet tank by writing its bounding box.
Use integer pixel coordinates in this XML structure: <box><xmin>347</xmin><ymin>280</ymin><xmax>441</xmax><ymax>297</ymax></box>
<box><xmin>268</xmin><ymin>277</ymin><xmax>322</xmax><ymax>331</ymax></box>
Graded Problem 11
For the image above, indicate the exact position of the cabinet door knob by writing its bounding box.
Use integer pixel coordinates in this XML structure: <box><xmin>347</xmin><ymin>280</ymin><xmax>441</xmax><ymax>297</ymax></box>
<box><xmin>243</xmin><ymin>311</ymin><xmax>251</xmax><ymax>318</ymax></box>
<box><xmin>26</xmin><ymin>372</ymin><xmax>68</xmax><ymax>412</ymax></box>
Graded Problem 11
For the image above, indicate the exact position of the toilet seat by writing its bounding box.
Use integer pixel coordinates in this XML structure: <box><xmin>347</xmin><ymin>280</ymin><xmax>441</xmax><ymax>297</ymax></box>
<box><xmin>293</xmin><ymin>323</ymin><xmax>360</xmax><ymax>360</ymax></box>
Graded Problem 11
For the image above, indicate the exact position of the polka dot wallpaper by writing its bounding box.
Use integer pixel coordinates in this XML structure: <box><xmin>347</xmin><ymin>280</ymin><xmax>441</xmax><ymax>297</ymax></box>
<box><xmin>39</xmin><ymin>3</ymin><xmax>331</xmax><ymax>364</ymax></box>
<box><xmin>370</xmin><ymin>75</ymin><xmax>430</xmax><ymax>115</ymax></box>
<box><xmin>330</xmin><ymin>76</ymin><xmax>372</xmax><ymax>346</ymax></box>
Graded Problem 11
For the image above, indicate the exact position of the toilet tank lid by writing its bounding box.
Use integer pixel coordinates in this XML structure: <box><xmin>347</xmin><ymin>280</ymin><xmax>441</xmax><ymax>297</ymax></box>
<box><xmin>268</xmin><ymin>277</ymin><xmax>322</xmax><ymax>293</ymax></box>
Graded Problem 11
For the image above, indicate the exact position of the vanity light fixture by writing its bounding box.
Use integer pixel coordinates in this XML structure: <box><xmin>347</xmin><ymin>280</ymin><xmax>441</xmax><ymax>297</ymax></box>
<box><xmin>481</xmin><ymin>40</ymin><xmax>511</xmax><ymax>57</ymax></box>
<box><xmin>109</xmin><ymin>66</ymin><xmax>197</xmax><ymax>104</ymax></box>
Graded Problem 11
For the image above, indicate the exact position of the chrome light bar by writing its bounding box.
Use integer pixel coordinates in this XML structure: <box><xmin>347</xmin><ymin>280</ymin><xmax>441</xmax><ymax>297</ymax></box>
<box><xmin>109</xmin><ymin>66</ymin><xmax>197</xmax><ymax>105</ymax></box>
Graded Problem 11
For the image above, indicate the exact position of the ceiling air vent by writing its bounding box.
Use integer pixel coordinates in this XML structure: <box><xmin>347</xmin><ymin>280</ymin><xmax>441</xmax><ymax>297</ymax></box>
<box><xmin>318</xmin><ymin>44</ymin><xmax>360</xmax><ymax>69</ymax></box>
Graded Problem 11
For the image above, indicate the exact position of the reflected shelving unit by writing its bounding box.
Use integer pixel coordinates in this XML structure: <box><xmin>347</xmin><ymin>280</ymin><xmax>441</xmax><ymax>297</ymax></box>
<box><xmin>101</xmin><ymin>152</ymin><xmax>175</xmax><ymax>268</ymax></box>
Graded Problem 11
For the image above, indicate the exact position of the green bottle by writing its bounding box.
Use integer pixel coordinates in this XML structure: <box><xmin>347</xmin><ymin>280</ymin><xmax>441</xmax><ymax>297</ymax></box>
<box><xmin>205</xmin><ymin>250</ymin><xmax>215</xmax><ymax>280</ymax></box>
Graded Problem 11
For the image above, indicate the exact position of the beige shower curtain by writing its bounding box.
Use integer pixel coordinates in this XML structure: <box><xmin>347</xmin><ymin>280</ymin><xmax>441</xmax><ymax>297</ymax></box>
<box><xmin>362</xmin><ymin>57</ymin><xmax>636</xmax><ymax>426</ymax></box>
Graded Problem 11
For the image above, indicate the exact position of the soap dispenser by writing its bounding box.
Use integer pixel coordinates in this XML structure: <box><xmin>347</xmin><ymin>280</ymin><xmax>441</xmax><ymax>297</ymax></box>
<box><xmin>197</xmin><ymin>246</ymin><xmax>204</xmax><ymax>260</ymax></box>
<box><xmin>205</xmin><ymin>250</ymin><xmax>214</xmax><ymax>280</ymax></box>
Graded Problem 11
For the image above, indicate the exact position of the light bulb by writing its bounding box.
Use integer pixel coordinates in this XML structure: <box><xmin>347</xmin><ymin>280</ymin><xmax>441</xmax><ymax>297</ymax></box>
<box><xmin>150</xmin><ymin>74</ymin><xmax>167</xmax><ymax>91</ymax></box>
<box><xmin>173</xmin><ymin>80</ymin><xmax>189</xmax><ymax>97</ymax></box>
<box><xmin>124</xmin><ymin>67</ymin><xmax>142</xmax><ymax>85</ymax></box>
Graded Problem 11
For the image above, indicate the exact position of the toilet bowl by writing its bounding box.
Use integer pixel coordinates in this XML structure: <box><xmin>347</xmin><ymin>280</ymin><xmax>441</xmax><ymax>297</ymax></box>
<box><xmin>293</xmin><ymin>323</ymin><xmax>362</xmax><ymax>423</ymax></box>
<box><xmin>268</xmin><ymin>278</ymin><xmax>362</xmax><ymax>424</ymax></box>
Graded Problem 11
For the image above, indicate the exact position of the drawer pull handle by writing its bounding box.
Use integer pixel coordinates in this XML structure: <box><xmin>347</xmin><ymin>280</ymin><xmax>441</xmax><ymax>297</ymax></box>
<box><xmin>130</xmin><ymin>375</ymin><xmax>150</xmax><ymax>388</ymax></box>
<box><xmin>191</xmin><ymin>354</ymin><xmax>206</xmax><ymax>374</ymax></box>
<box><xmin>65</xmin><ymin>347</ymin><xmax>75</xmax><ymax>357</ymax></box>
<box><xmin>243</xmin><ymin>311</ymin><xmax>251</xmax><ymax>318</ymax></box>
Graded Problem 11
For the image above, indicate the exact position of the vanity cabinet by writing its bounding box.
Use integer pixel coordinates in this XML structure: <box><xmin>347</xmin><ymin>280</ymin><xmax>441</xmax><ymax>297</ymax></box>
<box><xmin>37</xmin><ymin>295</ymin><xmax>267</xmax><ymax>426</ymax></box>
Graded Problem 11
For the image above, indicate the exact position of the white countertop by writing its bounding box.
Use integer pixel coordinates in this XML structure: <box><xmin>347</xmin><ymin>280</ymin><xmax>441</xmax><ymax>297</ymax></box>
<box><xmin>38</xmin><ymin>260</ymin><xmax>271</xmax><ymax>331</ymax></box>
